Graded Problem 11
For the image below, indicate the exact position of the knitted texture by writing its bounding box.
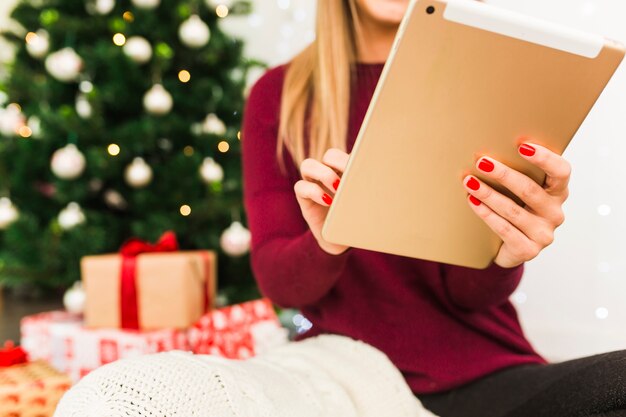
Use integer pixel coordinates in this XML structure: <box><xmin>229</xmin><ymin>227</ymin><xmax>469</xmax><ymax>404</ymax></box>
<box><xmin>54</xmin><ymin>334</ymin><xmax>437</xmax><ymax>417</ymax></box>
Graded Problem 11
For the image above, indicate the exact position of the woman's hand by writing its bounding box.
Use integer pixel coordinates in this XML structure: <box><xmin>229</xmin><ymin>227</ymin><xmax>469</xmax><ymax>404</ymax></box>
<box><xmin>463</xmin><ymin>142</ymin><xmax>571</xmax><ymax>269</ymax></box>
<box><xmin>294</xmin><ymin>148</ymin><xmax>350</xmax><ymax>255</ymax></box>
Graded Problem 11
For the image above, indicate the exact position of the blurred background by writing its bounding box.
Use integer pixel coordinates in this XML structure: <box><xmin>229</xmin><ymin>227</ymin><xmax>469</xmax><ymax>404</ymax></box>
<box><xmin>0</xmin><ymin>0</ymin><xmax>625</xmax><ymax>364</ymax></box>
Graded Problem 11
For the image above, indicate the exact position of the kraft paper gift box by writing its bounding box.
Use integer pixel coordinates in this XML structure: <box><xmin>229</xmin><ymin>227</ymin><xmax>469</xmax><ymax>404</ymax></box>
<box><xmin>82</xmin><ymin>251</ymin><xmax>216</xmax><ymax>330</ymax></box>
<box><xmin>0</xmin><ymin>360</ymin><xmax>72</xmax><ymax>417</ymax></box>
<box><xmin>81</xmin><ymin>231</ymin><xmax>217</xmax><ymax>330</ymax></box>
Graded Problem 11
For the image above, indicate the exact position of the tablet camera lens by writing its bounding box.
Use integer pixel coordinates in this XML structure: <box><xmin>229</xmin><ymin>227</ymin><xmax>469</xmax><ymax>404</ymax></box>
<box><xmin>426</xmin><ymin>6</ymin><xmax>435</xmax><ymax>14</ymax></box>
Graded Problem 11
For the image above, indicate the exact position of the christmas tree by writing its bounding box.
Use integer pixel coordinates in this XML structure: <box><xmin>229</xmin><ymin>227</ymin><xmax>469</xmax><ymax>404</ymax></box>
<box><xmin>0</xmin><ymin>0</ymin><xmax>264</xmax><ymax>301</ymax></box>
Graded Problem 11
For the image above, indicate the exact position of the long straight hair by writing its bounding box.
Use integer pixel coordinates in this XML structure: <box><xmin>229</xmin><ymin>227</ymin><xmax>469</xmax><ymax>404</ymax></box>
<box><xmin>276</xmin><ymin>0</ymin><xmax>363</xmax><ymax>172</ymax></box>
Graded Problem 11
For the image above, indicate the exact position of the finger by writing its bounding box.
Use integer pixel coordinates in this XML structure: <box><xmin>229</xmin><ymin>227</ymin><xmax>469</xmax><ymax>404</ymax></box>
<box><xmin>474</xmin><ymin>156</ymin><xmax>554</xmax><ymax>216</ymax></box>
<box><xmin>517</xmin><ymin>142</ymin><xmax>571</xmax><ymax>195</ymax></box>
<box><xmin>466</xmin><ymin>195</ymin><xmax>541</xmax><ymax>260</ymax></box>
<box><xmin>322</xmin><ymin>148</ymin><xmax>350</xmax><ymax>174</ymax></box>
<box><xmin>294</xmin><ymin>180</ymin><xmax>333</xmax><ymax>207</ymax></box>
<box><xmin>463</xmin><ymin>175</ymin><xmax>556</xmax><ymax>247</ymax></box>
<box><xmin>300</xmin><ymin>158</ymin><xmax>341</xmax><ymax>194</ymax></box>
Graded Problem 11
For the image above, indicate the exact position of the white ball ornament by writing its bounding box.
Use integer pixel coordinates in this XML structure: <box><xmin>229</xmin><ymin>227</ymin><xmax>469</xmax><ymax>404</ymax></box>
<box><xmin>51</xmin><ymin>144</ymin><xmax>86</xmax><ymax>180</ymax></box>
<box><xmin>26</xmin><ymin>29</ymin><xmax>50</xmax><ymax>59</ymax></box>
<box><xmin>0</xmin><ymin>197</ymin><xmax>19</xmax><ymax>230</ymax></box>
<box><xmin>200</xmin><ymin>157</ymin><xmax>224</xmax><ymax>184</ymax></box>
<box><xmin>27</xmin><ymin>116</ymin><xmax>42</xmax><ymax>138</ymax></box>
<box><xmin>58</xmin><ymin>202</ymin><xmax>86</xmax><ymax>230</ymax></box>
<box><xmin>0</xmin><ymin>104</ymin><xmax>26</xmax><ymax>136</ymax></box>
<box><xmin>206</xmin><ymin>0</ymin><xmax>234</xmax><ymax>7</ymax></box>
<box><xmin>220</xmin><ymin>221</ymin><xmax>251</xmax><ymax>257</ymax></box>
<box><xmin>124</xmin><ymin>157</ymin><xmax>153</xmax><ymax>188</ymax></box>
<box><xmin>63</xmin><ymin>281</ymin><xmax>86</xmax><ymax>314</ymax></box>
<box><xmin>75</xmin><ymin>95</ymin><xmax>92</xmax><ymax>119</ymax></box>
<box><xmin>131</xmin><ymin>0</ymin><xmax>160</xmax><ymax>9</ymax></box>
<box><xmin>179</xmin><ymin>15</ymin><xmax>211</xmax><ymax>48</ymax></box>
<box><xmin>143</xmin><ymin>84</ymin><xmax>173</xmax><ymax>115</ymax></box>
<box><xmin>95</xmin><ymin>0</ymin><xmax>115</xmax><ymax>14</ymax></box>
<box><xmin>45</xmin><ymin>48</ymin><xmax>83</xmax><ymax>82</ymax></box>
<box><xmin>123</xmin><ymin>36</ymin><xmax>152</xmax><ymax>64</ymax></box>
<box><xmin>202</xmin><ymin>113</ymin><xmax>226</xmax><ymax>135</ymax></box>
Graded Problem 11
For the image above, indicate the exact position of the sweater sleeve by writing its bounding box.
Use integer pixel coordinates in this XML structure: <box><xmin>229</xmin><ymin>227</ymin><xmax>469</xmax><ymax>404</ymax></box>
<box><xmin>241</xmin><ymin>66</ymin><xmax>351</xmax><ymax>309</ymax></box>
<box><xmin>440</xmin><ymin>261</ymin><xmax>524</xmax><ymax>311</ymax></box>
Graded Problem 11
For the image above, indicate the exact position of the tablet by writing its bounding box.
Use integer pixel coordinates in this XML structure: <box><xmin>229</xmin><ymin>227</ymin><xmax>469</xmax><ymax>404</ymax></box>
<box><xmin>321</xmin><ymin>0</ymin><xmax>625</xmax><ymax>269</ymax></box>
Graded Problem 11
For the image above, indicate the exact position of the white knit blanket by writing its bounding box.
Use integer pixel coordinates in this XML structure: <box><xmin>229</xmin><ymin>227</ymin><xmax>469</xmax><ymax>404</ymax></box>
<box><xmin>54</xmin><ymin>334</ymin><xmax>438</xmax><ymax>417</ymax></box>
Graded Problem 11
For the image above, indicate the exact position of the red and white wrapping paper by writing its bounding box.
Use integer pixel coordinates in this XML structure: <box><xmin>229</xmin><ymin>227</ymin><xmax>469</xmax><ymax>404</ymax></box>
<box><xmin>21</xmin><ymin>298</ymin><xmax>287</xmax><ymax>382</ymax></box>
<box><xmin>188</xmin><ymin>298</ymin><xmax>288</xmax><ymax>358</ymax></box>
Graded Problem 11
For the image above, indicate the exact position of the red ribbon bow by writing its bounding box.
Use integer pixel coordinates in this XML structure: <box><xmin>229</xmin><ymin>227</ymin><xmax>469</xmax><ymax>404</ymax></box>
<box><xmin>0</xmin><ymin>341</ymin><xmax>28</xmax><ymax>367</ymax></box>
<box><xmin>119</xmin><ymin>231</ymin><xmax>179</xmax><ymax>329</ymax></box>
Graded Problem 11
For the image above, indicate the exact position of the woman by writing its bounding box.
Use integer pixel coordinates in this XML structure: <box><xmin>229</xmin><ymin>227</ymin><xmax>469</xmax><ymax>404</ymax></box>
<box><xmin>242</xmin><ymin>1</ymin><xmax>626</xmax><ymax>416</ymax></box>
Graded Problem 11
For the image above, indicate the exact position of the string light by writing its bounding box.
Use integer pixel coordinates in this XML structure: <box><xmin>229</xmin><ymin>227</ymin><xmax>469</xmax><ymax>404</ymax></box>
<box><xmin>237</xmin><ymin>131</ymin><xmax>241</xmax><ymax>140</ymax></box>
<box><xmin>178</xmin><ymin>70</ymin><xmax>191</xmax><ymax>83</ymax></box>
<box><xmin>217</xmin><ymin>140</ymin><xmax>229</xmax><ymax>153</ymax></box>
<box><xmin>108</xmin><ymin>143</ymin><xmax>121</xmax><ymax>156</ymax></box>
<box><xmin>113</xmin><ymin>33</ymin><xmax>126</xmax><ymax>46</ymax></box>
<box><xmin>597</xmin><ymin>204</ymin><xmax>611</xmax><ymax>216</ymax></box>
<box><xmin>216</xmin><ymin>5</ymin><xmax>229</xmax><ymax>18</ymax></box>
<box><xmin>25</xmin><ymin>32</ymin><xmax>37</xmax><ymax>43</ymax></box>
<box><xmin>123</xmin><ymin>11</ymin><xmax>134</xmax><ymax>22</ymax></box>
<box><xmin>183</xmin><ymin>146</ymin><xmax>194</xmax><ymax>156</ymax></box>
<box><xmin>18</xmin><ymin>126</ymin><xmax>32</xmax><ymax>138</ymax></box>
<box><xmin>180</xmin><ymin>205</ymin><xmax>191</xmax><ymax>216</ymax></box>
<box><xmin>595</xmin><ymin>307</ymin><xmax>609</xmax><ymax>320</ymax></box>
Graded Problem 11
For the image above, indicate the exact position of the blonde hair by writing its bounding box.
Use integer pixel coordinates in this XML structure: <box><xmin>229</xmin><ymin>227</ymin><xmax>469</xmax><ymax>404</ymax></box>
<box><xmin>277</xmin><ymin>0</ymin><xmax>363</xmax><ymax>172</ymax></box>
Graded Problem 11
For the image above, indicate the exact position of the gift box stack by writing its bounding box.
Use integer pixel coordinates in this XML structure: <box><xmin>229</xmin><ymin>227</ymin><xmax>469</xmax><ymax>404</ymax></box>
<box><xmin>0</xmin><ymin>342</ymin><xmax>72</xmax><ymax>417</ymax></box>
<box><xmin>20</xmin><ymin>231</ymin><xmax>288</xmax><ymax>382</ymax></box>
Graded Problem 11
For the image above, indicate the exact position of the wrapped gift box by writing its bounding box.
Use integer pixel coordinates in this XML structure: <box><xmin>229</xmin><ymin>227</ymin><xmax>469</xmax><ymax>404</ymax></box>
<box><xmin>21</xmin><ymin>299</ymin><xmax>288</xmax><ymax>382</ymax></box>
<box><xmin>21</xmin><ymin>311</ymin><xmax>82</xmax><ymax>364</ymax></box>
<box><xmin>81</xmin><ymin>248</ymin><xmax>216</xmax><ymax>330</ymax></box>
<box><xmin>188</xmin><ymin>298</ymin><xmax>288</xmax><ymax>358</ymax></box>
<box><xmin>0</xmin><ymin>360</ymin><xmax>72</xmax><ymax>417</ymax></box>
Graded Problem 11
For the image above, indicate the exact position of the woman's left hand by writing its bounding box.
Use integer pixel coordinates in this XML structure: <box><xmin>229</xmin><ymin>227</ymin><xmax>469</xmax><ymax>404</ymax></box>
<box><xmin>463</xmin><ymin>142</ymin><xmax>571</xmax><ymax>269</ymax></box>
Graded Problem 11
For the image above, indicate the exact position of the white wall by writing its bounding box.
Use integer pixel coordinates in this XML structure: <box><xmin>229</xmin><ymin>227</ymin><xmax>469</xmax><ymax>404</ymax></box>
<box><xmin>485</xmin><ymin>0</ymin><xmax>626</xmax><ymax>361</ymax></box>
<box><xmin>2</xmin><ymin>0</ymin><xmax>625</xmax><ymax>362</ymax></box>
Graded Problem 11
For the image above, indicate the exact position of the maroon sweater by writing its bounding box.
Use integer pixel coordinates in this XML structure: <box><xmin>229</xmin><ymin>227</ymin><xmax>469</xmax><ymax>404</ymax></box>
<box><xmin>241</xmin><ymin>62</ymin><xmax>546</xmax><ymax>394</ymax></box>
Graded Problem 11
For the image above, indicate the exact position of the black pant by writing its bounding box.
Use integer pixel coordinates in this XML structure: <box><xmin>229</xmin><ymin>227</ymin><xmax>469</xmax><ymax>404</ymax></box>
<box><xmin>418</xmin><ymin>350</ymin><xmax>626</xmax><ymax>417</ymax></box>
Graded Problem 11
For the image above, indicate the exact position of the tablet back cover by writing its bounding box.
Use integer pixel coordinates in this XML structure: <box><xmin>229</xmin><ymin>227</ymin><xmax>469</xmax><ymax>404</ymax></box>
<box><xmin>322</xmin><ymin>0</ymin><xmax>624</xmax><ymax>268</ymax></box>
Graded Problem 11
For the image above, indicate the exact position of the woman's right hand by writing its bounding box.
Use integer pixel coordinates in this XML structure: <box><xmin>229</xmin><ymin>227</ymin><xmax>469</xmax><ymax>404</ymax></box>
<box><xmin>294</xmin><ymin>148</ymin><xmax>350</xmax><ymax>255</ymax></box>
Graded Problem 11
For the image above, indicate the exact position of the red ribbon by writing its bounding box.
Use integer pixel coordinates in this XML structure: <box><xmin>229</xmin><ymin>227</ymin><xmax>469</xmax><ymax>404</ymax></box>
<box><xmin>119</xmin><ymin>231</ymin><xmax>179</xmax><ymax>329</ymax></box>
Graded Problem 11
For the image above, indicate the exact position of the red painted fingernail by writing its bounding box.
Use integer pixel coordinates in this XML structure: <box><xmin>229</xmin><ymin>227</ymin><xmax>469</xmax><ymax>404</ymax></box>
<box><xmin>333</xmin><ymin>179</ymin><xmax>340</xmax><ymax>190</ymax></box>
<box><xmin>322</xmin><ymin>193</ymin><xmax>333</xmax><ymax>205</ymax></box>
<box><xmin>466</xmin><ymin>177</ymin><xmax>480</xmax><ymax>191</ymax></box>
<box><xmin>519</xmin><ymin>144</ymin><xmax>536</xmax><ymax>157</ymax></box>
<box><xmin>469</xmin><ymin>195</ymin><xmax>481</xmax><ymax>206</ymax></box>
<box><xmin>478</xmin><ymin>158</ymin><xmax>494</xmax><ymax>173</ymax></box>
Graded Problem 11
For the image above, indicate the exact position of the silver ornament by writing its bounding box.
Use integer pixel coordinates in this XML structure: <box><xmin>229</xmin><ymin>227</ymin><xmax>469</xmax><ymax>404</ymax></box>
<box><xmin>202</xmin><ymin>113</ymin><xmax>226</xmax><ymax>135</ymax></box>
<box><xmin>50</xmin><ymin>144</ymin><xmax>86</xmax><ymax>180</ymax></box>
<box><xmin>124</xmin><ymin>157</ymin><xmax>153</xmax><ymax>188</ymax></box>
<box><xmin>123</xmin><ymin>36</ymin><xmax>152</xmax><ymax>64</ymax></box>
<box><xmin>143</xmin><ymin>84</ymin><xmax>173</xmax><ymax>115</ymax></box>
<box><xmin>58</xmin><ymin>202</ymin><xmax>86</xmax><ymax>230</ymax></box>
<box><xmin>45</xmin><ymin>48</ymin><xmax>83</xmax><ymax>82</ymax></box>
<box><xmin>131</xmin><ymin>0</ymin><xmax>160</xmax><ymax>9</ymax></box>
<box><xmin>25</xmin><ymin>29</ymin><xmax>50</xmax><ymax>59</ymax></box>
<box><xmin>179</xmin><ymin>15</ymin><xmax>211</xmax><ymax>48</ymax></box>
<box><xmin>75</xmin><ymin>94</ymin><xmax>92</xmax><ymax>119</ymax></box>
<box><xmin>0</xmin><ymin>197</ymin><xmax>19</xmax><ymax>230</ymax></box>
<box><xmin>220</xmin><ymin>221</ymin><xmax>251</xmax><ymax>256</ymax></box>
<box><xmin>200</xmin><ymin>157</ymin><xmax>224</xmax><ymax>184</ymax></box>
<box><xmin>63</xmin><ymin>281</ymin><xmax>86</xmax><ymax>314</ymax></box>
